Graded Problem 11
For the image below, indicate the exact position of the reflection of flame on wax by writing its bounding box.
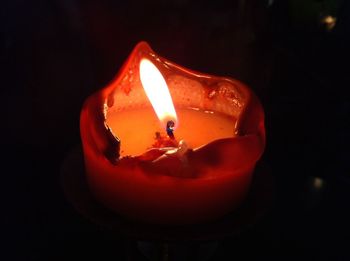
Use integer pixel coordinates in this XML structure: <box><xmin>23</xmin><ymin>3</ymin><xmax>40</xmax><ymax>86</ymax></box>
<box><xmin>140</xmin><ymin>59</ymin><xmax>178</xmax><ymax>129</ymax></box>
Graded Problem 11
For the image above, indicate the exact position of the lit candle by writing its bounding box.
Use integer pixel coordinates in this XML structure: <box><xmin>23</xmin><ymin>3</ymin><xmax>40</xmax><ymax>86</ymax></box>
<box><xmin>80</xmin><ymin>42</ymin><xmax>265</xmax><ymax>224</ymax></box>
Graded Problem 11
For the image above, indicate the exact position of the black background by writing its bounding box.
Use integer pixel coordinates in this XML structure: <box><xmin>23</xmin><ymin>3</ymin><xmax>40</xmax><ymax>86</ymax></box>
<box><xmin>2</xmin><ymin>0</ymin><xmax>350</xmax><ymax>260</ymax></box>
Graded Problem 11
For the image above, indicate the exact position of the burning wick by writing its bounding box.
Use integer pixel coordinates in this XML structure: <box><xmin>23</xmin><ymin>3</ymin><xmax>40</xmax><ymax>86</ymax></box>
<box><xmin>166</xmin><ymin>120</ymin><xmax>175</xmax><ymax>139</ymax></box>
<box><xmin>139</xmin><ymin>59</ymin><xmax>178</xmax><ymax>140</ymax></box>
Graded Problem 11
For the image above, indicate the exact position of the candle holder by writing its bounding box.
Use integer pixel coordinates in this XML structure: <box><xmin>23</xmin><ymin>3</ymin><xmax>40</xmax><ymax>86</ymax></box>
<box><xmin>80</xmin><ymin>42</ymin><xmax>265</xmax><ymax>224</ymax></box>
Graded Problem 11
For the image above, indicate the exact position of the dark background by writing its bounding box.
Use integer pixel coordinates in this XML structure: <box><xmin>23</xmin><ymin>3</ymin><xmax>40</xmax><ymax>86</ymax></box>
<box><xmin>2</xmin><ymin>0</ymin><xmax>350</xmax><ymax>260</ymax></box>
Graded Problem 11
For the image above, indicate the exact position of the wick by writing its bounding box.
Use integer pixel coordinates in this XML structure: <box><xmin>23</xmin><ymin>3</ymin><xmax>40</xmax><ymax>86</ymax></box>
<box><xmin>166</xmin><ymin>120</ymin><xmax>175</xmax><ymax>139</ymax></box>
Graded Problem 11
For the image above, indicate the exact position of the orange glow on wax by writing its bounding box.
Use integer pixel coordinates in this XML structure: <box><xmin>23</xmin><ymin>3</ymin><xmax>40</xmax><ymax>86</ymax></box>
<box><xmin>139</xmin><ymin>58</ymin><xmax>178</xmax><ymax>128</ymax></box>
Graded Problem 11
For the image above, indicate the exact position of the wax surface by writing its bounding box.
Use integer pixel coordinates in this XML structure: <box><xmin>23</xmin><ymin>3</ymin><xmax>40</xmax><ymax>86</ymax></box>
<box><xmin>106</xmin><ymin>107</ymin><xmax>236</xmax><ymax>157</ymax></box>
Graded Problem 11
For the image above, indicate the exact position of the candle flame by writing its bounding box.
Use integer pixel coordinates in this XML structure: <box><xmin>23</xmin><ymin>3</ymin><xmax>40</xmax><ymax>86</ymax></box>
<box><xmin>140</xmin><ymin>58</ymin><xmax>178</xmax><ymax>128</ymax></box>
<box><xmin>321</xmin><ymin>15</ymin><xmax>337</xmax><ymax>31</ymax></box>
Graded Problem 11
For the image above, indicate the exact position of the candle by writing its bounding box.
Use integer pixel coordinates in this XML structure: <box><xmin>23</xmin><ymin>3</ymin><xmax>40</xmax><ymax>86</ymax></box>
<box><xmin>80</xmin><ymin>42</ymin><xmax>265</xmax><ymax>224</ymax></box>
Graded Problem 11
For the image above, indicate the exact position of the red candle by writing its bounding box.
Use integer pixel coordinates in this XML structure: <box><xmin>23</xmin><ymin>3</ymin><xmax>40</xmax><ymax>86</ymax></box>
<box><xmin>80</xmin><ymin>42</ymin><xmax>265</xmax><ymax>224</ymax></box>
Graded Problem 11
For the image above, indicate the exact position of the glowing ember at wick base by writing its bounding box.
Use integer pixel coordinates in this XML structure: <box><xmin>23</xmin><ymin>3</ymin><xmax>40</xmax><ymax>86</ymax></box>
<box><xmin>152</xmin><ymin>131</ymin><xmax>178</xmax><ymax>148</ymax></box>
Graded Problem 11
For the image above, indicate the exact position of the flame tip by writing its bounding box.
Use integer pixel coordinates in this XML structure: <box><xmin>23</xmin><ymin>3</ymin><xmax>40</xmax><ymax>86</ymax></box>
<box><xmin>139</xmin><ymin>58</ymin><xmax>177</xmax><ymax>128</ymax></box>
